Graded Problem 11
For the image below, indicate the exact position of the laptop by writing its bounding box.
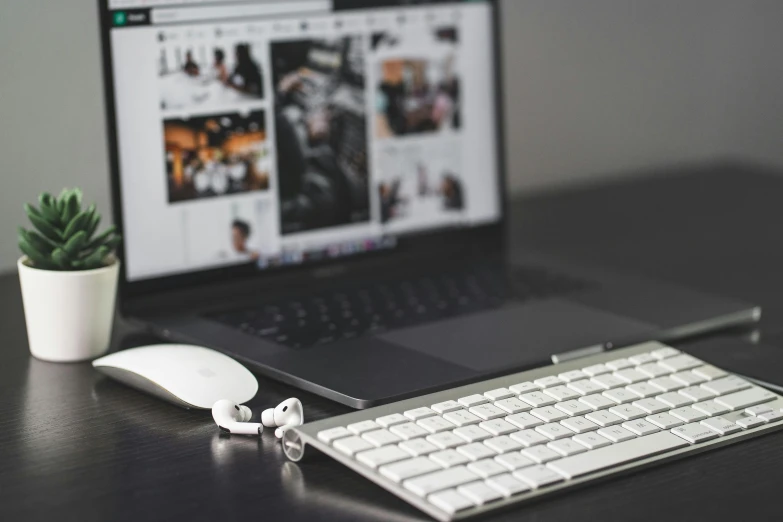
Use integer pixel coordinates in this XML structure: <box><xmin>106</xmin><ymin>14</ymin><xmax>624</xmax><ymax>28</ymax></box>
<box><xmin>97</xmin><ymin>0</ymin><xmax>758</xmax><ymax>408</ymax></box>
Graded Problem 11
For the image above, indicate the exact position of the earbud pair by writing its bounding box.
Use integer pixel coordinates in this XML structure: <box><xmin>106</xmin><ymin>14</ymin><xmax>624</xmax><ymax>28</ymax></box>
<box><xmin>212</xmin><ymin>398</ymin><xmax>303</xmax><ymax>438</ymax></box>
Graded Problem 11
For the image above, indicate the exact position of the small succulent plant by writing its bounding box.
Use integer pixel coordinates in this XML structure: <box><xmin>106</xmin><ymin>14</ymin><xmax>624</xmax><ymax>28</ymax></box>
<box><xmin>18</xmin><ymin>189</ymin><xmax>121</xmax><ymax>271</ymax></box>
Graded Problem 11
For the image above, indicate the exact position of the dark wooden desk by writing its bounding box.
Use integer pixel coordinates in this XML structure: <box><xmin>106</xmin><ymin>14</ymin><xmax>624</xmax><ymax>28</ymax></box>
<box><xmin>2</xmin><ymin>162</ymin><xmax>782</xmax><ymax>521</ymax></box>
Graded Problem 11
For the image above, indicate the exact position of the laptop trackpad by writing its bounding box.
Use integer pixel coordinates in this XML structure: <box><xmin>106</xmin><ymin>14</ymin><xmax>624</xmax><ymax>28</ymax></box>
<box><xmin>380</xmin><ymin>300</ymin><xmax>656</xmax><ymax>371</ymax></box>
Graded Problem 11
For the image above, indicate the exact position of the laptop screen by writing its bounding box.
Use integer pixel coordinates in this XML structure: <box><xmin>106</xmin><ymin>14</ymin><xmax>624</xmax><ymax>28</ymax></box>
<box><xmin>101</xmin><ymin>0</ymin><xmax>501</xmax><ymax>282</ymax></box>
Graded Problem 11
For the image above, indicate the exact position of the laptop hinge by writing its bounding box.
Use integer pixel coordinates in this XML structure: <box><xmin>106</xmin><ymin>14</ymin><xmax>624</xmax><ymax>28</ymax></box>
<box><xmin>550</xmin><ymin>344</ymin><xmax>607</xmax><ymax>364</ymax></box>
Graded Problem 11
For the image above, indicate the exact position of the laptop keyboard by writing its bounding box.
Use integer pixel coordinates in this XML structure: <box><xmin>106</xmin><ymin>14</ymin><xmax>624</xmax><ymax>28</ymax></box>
<box><xmin>209</xmin><ymin>265</ymin><xmax>589</xmax><ymax>349</ymax></box>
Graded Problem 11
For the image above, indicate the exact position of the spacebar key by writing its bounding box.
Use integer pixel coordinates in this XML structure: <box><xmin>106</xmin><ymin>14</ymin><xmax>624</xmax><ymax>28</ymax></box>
<box><xmin>548</xmin><ymin>432</ymin><xmax>689</xmax><ymax>479</ymax></box>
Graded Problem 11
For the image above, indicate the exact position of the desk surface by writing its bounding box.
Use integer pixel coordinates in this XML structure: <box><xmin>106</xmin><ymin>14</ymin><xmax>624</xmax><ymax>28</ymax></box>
<box><xmin>3</xmin><ymin>162</ymin><xmax>783</xmax><ymax>521</ymax></box>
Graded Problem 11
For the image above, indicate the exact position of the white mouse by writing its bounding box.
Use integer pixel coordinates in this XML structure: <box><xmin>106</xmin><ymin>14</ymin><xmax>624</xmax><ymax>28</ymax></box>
<box><xmin>92</xmin><ymin>344</ymin><xmax>258</xmax><ymax>409</ymax></box>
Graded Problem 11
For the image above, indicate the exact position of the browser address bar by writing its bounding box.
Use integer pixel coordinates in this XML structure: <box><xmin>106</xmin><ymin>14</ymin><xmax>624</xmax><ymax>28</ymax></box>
<box><xmin>151</xmin><ymin>1</ymin><xmax>332</xmax><ymax>24</ymax></box>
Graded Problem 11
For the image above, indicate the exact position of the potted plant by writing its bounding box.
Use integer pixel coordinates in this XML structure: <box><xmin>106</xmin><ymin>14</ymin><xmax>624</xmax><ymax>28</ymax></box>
<box><xmin>17</xmin><ymin>189</ymin><xmax>122</xmax><ymax>362</ymax></box>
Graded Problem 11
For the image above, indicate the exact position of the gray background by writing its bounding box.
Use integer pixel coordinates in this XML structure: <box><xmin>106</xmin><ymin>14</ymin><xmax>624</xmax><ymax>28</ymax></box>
<box><xmin>1</xmin><ymin>0</ymin><xmax>782</xmax><ymax>274</ymax></box>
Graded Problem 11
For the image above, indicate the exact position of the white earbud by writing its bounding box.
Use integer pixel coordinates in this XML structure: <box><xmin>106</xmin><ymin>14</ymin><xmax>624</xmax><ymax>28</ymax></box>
<box><xmin>212</xmin><ymin>400</ymin><xmax>263</xmax><ymax>436</ymax></box>
<box><xmin>261</xmin><ymin>398</ymin><xmax>304</xmax><ymax>439</ymax></box>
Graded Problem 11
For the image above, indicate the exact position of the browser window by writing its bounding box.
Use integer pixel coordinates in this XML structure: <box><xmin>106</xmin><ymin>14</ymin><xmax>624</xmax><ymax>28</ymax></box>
<box><xmin>102</xmin><ymin>0</ymin><xmax>500</xmax><ymax>281</ymax></box>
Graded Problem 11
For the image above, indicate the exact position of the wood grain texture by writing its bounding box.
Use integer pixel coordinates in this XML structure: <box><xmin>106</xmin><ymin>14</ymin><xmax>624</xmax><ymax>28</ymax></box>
<box><xmin>3</xmin><ymin>163</ymin><xmax>783</xmax><ymax>521</ymax></box>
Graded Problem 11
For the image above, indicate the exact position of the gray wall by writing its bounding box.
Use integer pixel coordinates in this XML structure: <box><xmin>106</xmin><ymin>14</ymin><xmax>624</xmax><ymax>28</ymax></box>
<box><xmin>1</xmin><ymin>0</ymin><xmax>783</xmax><ymax>273</ymax></box>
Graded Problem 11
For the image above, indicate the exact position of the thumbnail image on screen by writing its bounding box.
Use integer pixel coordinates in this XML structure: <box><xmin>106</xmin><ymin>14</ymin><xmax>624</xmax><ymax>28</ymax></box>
<box><xmin>158</xmin><ymin>36</ymin><xmax>265</xmax><ymax>111</ymax></box>
<box><xmin>163</xmin><ymin>110</ymin><xmax>271</xmax><ymax>203</ymax></box>
<box><xmin>271</xmin><ymin>36</ymin><xmax>371</xmax><ymax>235</ymax></box>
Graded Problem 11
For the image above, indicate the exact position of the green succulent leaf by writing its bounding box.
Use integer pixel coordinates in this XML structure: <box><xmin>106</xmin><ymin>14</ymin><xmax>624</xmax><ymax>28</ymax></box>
<box><xmin>18</xmin><ymin>233</ymin><xmax>58</xmax><ymax>269</ymax></box>
<box><xmin>86</xmin><ymin>226</ymin><xmax>118</xmax><ymax>250</ymax></box>
<box><xmin>63</xmin><ymin>210</ymin><xmax>90</xmax><ymax>240</ymax></box>
<box><xmin>51</xmin><ymin>248</ymin><xmax>72</xmax><ymax>269</ymax></box>
<box><xmin>38</xmin><ymin>193</ymin><xmax>62</xmax><ymax>226</ymax></box>
<box><xmin>63</xmin><ymin>230</ymin><xmax>88</xmax><ymax>256</ymax></box>
<box><xmin>18</xmin><ymin>227</ymin><xmax>55</xmax><ymax>255</ymax></box>
<box><xmin>61</xmin><ymin>192</ymin><xmax>81</xmax><ymax>224</ymax></box>
<box><xmin>25</xmin><ymin>204</ymin><xmax>63</xmax><ymax>242</ymax></box>
<box><xmin>80</xmin><ymin>246</ymin><xmax>110</xmax><ymax>269</ymax></box>
<box><xmin>86</xmin><ymin>210</ymin><xmax>101</xmax><ymax>239</ymax></box>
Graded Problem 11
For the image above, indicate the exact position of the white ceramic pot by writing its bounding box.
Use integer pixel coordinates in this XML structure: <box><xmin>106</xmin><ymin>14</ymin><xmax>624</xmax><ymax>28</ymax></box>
<box><xmin>18</xmin><ymin>256</ymin><xmax>119</xmax><ymax>362</ymax></box>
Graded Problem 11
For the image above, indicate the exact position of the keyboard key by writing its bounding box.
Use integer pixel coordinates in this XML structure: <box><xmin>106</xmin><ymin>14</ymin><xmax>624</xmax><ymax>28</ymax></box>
<box><xmin>362</xmin><ymin>429</ymin><xmax>402</xmax><ymax>447</ymax></box>
<box><xmin>737</xmin><ymin>416</ymin><xmax>765</xmax><ymax>429</ymax></box>
<box><xmin>759</xmin><ymin>410</ymin><xmax>783</xmax><ymax>422</ymax></box>
<box><xmin>404</xmin><ymin>407</ymin><xmax>437</xmax><ymax>421</ymax></box>
<box><xmin>486</xmin><ymin>473</ymin><xmax>531</xmax><ymax>497</ymax></box>
<box><xmin>646</xmin><ymin>413</ymin><xmax>683</xmax><ymax>429</ymax></box>
<box><xmin>701</xmin><ymin>417</ymin><xmax>742</xmax><ymax>436</ymax></box>
<box><xmin>636</xmin><ymin>363</ymin><xmax>671</xmax><ymax>379</ymax></box>
<box><xmin>521</xmin><ymin>445</ymin><xmax>562</xmax><ymax>463</ymax></box>
<box><xmin>547</xmin><ymin>439</ymin><xmax>587</xmax><ymax>457</ymax></box>
<box><xmin>629</xmin><ymin>353</ymin><xmax>656</xmax><ymax>365</ymax></box>
<box><xmin>656</xmin><ymin>392</ymin><xmax>693</xmax><ymax>408</ymax></box>
<box><xmin>495</xmin><ymin>452</ymin><xmax>536</xmax><ymax>471</ymax></box>
<box><xmin>510</xmin><ymin>429</ymin><xmax>549</xmax><ymax>447</ymax></box>
<box><xmin>376</xmin><ymin>413</ymin><xmax>408</xmax><ymax>428</ymax></box>
<box><xmin>530</xmin><ymin>406</ymin><xmax>569</xmax><ymax>423</ymax></box>
<box><xmin>745</xmin><ymin>405</ymin><xmax>773</xmax><ymax>416</ymax></box>
<box><xmin>459</xmin><ymin>394</ymin><xmax>489</xmax><ymax>408</ymax></box>
<box><xmin>399</xmin><ymin>439</ymin><xmax>439</xmax><ymax>457</ymax></box>
<box><xmin>334</xmin><ymin>436</ymin><xmax>375</xmax><ymax>456</ymax></box>
<box><xmin>585</xmin><ymin>410</ymin><xmax>623</xmax><ymax>427</ymax></box>
<box><xmin>715</xmin><ymin>387</ymin><xmax>778</xmax><ymax>411</ymax></box>
<box><xmin>513</xmin><ymin>465</ymin><xmax>565</xmax><ymax>489</ymax></box>
<box><xmin>579</xmin><ymin>394</ymin><xmax>616</xmax><ymax>411</ymax></box>
<box><xmin>603</xmin><ymin>388</ymin><xmax>637</xmax><ymax>404</ymax></box>
<box><xmin>691</xmin><ymin>400</ymin><xmax>730</xmax><ymax>417</ymax></box>
<box><xmin>418</xmin><ymin>416</ymin><xmax>456</xmax><ymax>433</ymax></box>
<box><xmin>484</xmin><ymin>436</ymin><xmax>523</xmax><ymax>453</ymax></box>
<box><xmin>535</xmin><ymin>423</ymin><xmax>575</xmax><ymax>441</ymax></box>
<box><xmin>669</xmin><ymin>407</ymin><xmax>707</xmax><ymax>423</ymax></box>
<box><xmin>572</xmin><ymin>432</ymin><xmax>613</xmax><ymax>450</ymax></box>
<box><xmin>648</xmin><ymin>377</ymin><xmax>685</xmax><ymax>393</ymax></box>
<box><xmin>347</xmin><ymin>420</ymin><xmax>381</xmax><ymax>435</ymax></box>
<box><xmin>469</xmin><ymin>403</ymin><xmax>506</xmax><ymax>421</ymax></box>
<box><xmin>357</xmin><ymin>445</ymin><xmax>411</xmax><ymax>468</ymax></box>
<box><xmin>519</xmin><ymin>391</ymin><xmax>556</xmax><ymax>408</ymax></box>
<box><xmin>606</xmin><ymin>358</ymin><xmax>634</xmax><ymax>371</ymax></box>
<box><xmin>484</xmin><ymin>388</ymin><xmax>514</xmax><ymax>401</ymax></box>
<box><xmin>651</xmin><ymin>346</ymin><xmax>681</xmax><ymax>360</ymax></box>
<box><xmin>701</xmin><ymin>376</ymin><xmax>751</xmax><ymax>396</ymax></box>
<box><xmin>404</xmin><ymin>466</ymin><xmax>478</xmax><ymax>496</ymax></box>
<box><xmin>380</xmin><ymin>457</ymin><xmax>443</xmax><ymax>482</ymax></box>
<box><xmin>678</xmin><ymin>386</ymin><xmax>716</xmax><ymax>402</ymax></box>
<box><xmin>454</xmin><ymin>425</ymin><xmax>492</xmax><ymax>443</ymax></box>
<box><xmin>591</xmin><ymin>374</ymin><xmax>626</xmax><ymax>390</ymax></box>
<box><xmin>582</xmin><ymin>363</ymin><xmax>611</xmax><ymax>376</ymax></box>
<box><xmin>390</xmin><ymin>422</ymin><xmax>429</xmax><ymax>440</ymax></box>
<box><xmin>609</xmin><ymin>405</ymin><xmax>646</xmax><ymax>421</ymax></box>
<box><xmin>509</xmin><ymin>381</ymin><xmax>541</xmax><ymax>395</ymax></box>
<box><xmin>431</xmin><ymin>449</ymin><xmax>471</xmax><ymax>468</ymax></box>
<box><xmin>560</xmin><ymin>416</ymin><xmax>599</xmax><ymax>434</ymax></box>
<box><xmin>670</xmin><ymin>422</ymin><xmax>719</xmax><ymax>444</ymax></box>
<box><xmin>555</xmin><ymin>400</ymin><xmax>593</xmax><ymax>417</ymax></box>
<box><xmin>431</xmin><ymin>400</ymin><xmax>463</xmax><ymax>414</ymax></box>
<box><xmin>613</xmin><ymin>369</ymin><xmax>647</xmax><ymax>384</ymax></box>
<box><xmin>558</xmin><ymin>370</ymin><xmax>588</xmax><ymax>382</ymax></box>
<box><xmin>632</xmin><ymin>398</ymin><xmax>669</xmax><ymax>414</ymax></box>
<box><xmin>506</xmin><ymin>412</ymin><xmax>544</xmax><ymax>430</ymax></box>
<box><xmin>622</xmin><ymin>419</ymin><xmax>660</xmax><ymax>436</ymax></box>
<box><xmin>493</xmin><ymin>397</ymin><xmax>531</xmax><ymax>414</ymax></box>
<box><xmin>626</xmin><ymin>382</ymin><xmax>661</xmax><ymax>399</ymax></box>
<box><xmin>692</xmin><ymin>365</ymin><xmax>728</xmax><ymax>381</ymax></box>
<box><xmin>444</xmin><ymin>410</ymin><xmax>482</xmax><ymax>427</ymax></box>
<box><xmin>548</xmin><ymin>431</ymin><xmax>688</xmax><ymax>479</ymax></box>
<box><xmin>318</xmin><ymin>426</ymin><xmax>352</xmax><ymax>443</ymax></box>
<box><xmin>427</xmin><ymin>489</ymin><xmax>475</xmax><ymax>514</ymax></box>
<box><xmin>670</xmin><ymin>371</ymin><xmax>707</xmax><ymax>386</ymax></box>
<box><xmin>660</xmin><ymin>354</ymin><xmax>702</xmax><ymax>373</ymax></box>
<box><xmin>596</xmin><ymin>426</ymin><xmax>636</xmax><ymax>443</ymax></box>
<box><xmin>567</xmin><ymin>380</ymin><xmax>604</xmax><ymax>396</ymax></box>
<box><xmin>457</xmin><ymin>481</ymin><xmax>503</xmax><ymax>505</ymax></box>
<box><xmin>479</xmin><ymin>419</ymin><xmax>517</xmax><ymax>436</ymax></box>
<box><xmin>467</xmin><ymin>459</ymin><xmax>507</xmax><ymax>478</ymax></box>
<box><xmin>543</xmin><ymin>385</ymin><xmax>581</xmax><ymax>402</ymax></box>
<box><xmin>534</xmin><ymin>376</ymin><xmax>563</xmax><ymax>388</ymax></box>
<box><xmin>427</xmin><ymin>431</ymin><xmax>468</xmax><ymax>450</ymax></box>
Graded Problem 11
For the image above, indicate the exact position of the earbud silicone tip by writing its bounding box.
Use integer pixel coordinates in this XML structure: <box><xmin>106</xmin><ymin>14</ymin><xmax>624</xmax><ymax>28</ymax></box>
<box><xmin>261</xmin><ymin>408</ymin><xmax>276</xmax><ymax>427</ymax></box>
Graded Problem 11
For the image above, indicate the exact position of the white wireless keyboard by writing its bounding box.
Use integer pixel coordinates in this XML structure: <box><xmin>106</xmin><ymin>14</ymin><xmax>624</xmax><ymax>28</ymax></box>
<box><xmin>282</xmin><ymin>342</ymin><xmax>783</xmax><ymax>521</ymax></box>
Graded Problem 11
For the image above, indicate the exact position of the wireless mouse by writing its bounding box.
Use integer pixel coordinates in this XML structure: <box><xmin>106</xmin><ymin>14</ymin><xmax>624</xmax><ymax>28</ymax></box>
<box><xmin>92</xmin><ymin>344</ymin><xmax>258</xmax><ymax>409</ymax></box>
